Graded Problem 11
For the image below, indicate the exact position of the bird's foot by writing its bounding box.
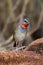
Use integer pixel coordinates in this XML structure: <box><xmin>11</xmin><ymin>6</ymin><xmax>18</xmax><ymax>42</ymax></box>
<box><xmin>15</xmin><ymin>46</ymin><xmax>26</xmax><ymax>51</ymax></box>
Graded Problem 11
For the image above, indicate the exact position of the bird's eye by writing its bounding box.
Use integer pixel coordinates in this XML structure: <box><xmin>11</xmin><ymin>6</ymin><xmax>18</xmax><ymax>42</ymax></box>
<box><xmin>24</xmin><ymin>19</ymin><xmax>28</xmax><ymax>23</ymax></box>
<box><xmin>24</xmin><ymin>20</ymin><xmax>27</xmax><ymax>23</ymax></box>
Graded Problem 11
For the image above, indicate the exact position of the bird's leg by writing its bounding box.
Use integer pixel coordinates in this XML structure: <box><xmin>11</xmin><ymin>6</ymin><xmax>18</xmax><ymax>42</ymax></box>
<box><xmin>17</xmin><ymin>42</ymin><xmax>22</xmax><ymax>47</ymax></box>
<box><xmin>15</xmin><ymin>42</ymin><xmax>20</xmax><ymax>51</ymax></box>
<box><xmin>18</xmin><ymin>42</ymin><xmax>24</xmax><ymax>50</ymax></box>
<box><xmin>13</xmin><ymin>41</ymin><xmax>18</xmax><ymax>49</ymax></box>
<box><xmin>16</xmin><ymin>42</ymin><xmax>18</xmax><ymax>48</ymax></box>
<box><xmin>15</xmin><ymin>41</ymin><xmax>24</xmax><ymax>51</ymax></box>
<box><xmin>20</xmin><ymin>43</ymin><xmax>23</xmax><ymax>50</ymax></box>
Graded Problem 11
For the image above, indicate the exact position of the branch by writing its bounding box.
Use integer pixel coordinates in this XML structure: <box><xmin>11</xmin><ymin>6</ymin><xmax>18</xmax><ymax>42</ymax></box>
<box><xmin>30</xmin><ymin>5</ymin><xmax>43</xmax><ymax>35</ymax></box>
<box><xmin>0</xmin><ymin>35</ymin><xmax>13</xmax><ymax>47</ymax></box>
<box><xmin>2</xmin><ymin>0</ymin><xmax>22</xmax><ymax>33</ymax></box>
<box><xmin>24</xmin><ymin>37</ymin><xmax>43</xmax><ymax>51</ymax></box>
<box><xmin>20</xmin><ymin>0</ymin><xmax>31</xmax><ymax>22</ymax></box>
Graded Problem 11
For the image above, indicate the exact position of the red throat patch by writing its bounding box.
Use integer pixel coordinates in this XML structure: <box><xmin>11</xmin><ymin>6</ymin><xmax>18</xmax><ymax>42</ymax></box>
<box><xmin>22</xmin><ymin>24</ymin><xmax>28</xmax><ymax>28</ymax></box>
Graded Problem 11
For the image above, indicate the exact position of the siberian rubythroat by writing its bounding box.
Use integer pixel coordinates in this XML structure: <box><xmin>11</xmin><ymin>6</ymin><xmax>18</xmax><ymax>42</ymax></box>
<box><xmin>13</xmin><ymin>19</ymin><xmax>30</xmax><ymax>48</ymax></box>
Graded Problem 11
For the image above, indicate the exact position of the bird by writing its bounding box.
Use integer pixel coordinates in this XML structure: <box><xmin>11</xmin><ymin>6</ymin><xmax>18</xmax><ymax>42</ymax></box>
<box><xmin>13</xmin><ymin>19</ymin><xmax>30</xmax><ymax>49</ymax></box>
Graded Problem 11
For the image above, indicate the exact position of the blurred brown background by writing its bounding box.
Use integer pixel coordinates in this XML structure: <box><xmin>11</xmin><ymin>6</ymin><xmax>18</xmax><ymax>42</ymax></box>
<box><xmin>0</xmin><ymin>0</ymin><xmax>43</xmax><ymax>50</ymax></box>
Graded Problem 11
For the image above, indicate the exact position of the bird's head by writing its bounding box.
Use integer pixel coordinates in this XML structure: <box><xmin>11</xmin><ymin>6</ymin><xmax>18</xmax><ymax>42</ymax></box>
<box><xmin>21</xmin><ymin>19</ymin><xmax>30</xmax><ymax>29</ymax></box>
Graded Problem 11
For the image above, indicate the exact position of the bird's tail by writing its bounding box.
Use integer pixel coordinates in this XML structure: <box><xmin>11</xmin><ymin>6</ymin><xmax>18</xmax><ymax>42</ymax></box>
<box><xmin>13</xmin><ymin>41</ymin><xmax>16</xmax><ymax>47</ymax></box>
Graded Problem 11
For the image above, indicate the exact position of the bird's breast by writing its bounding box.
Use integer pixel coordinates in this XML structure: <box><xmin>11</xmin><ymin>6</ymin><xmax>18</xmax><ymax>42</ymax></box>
<box><xmin>15</xmin><ymin>29</ymin><xmax>26</xmax><ymax>42</ymax></box>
